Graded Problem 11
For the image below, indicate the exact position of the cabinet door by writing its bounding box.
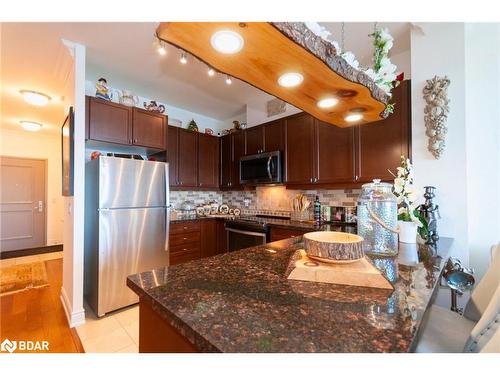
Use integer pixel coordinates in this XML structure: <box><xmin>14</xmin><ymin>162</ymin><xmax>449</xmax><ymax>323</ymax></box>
<box><xmin>315</xmin><ymin>121</ymin><xmax>356</xmax><ymax>184</ymax></box>
<box><xmin>220</xmin><ymin>134</ymin><xmax>232</xmax><ymax>189</ymax></box>
<box><xmin>263</xmin><ymin>120</ymin><xmax>284</xmax><ymax>153</ymax></box>
<box><xmin>231</xmin><ymin>131</ymin><xmax>245</xmax><ymax>189</ymax></box>
<box><xmin>200</xmin><ymin>219</ymin><xmax>218</xmax><ymax>258</ymax></box>
<box><xmin>177</xmin><ymin>129</ymin><xmax>198</xmax><ymax>187</ymax></box>
<box><xmin>356</xmin><ymin>80</ymin><xmax>411</xmax><ymax>182</ymax></box>
<box><xmin>245</xmin><ymin>126</ymin><xmax>264</xmax><ymax>155</ymax></box>
<box><xmin>285</xmin><ymin>113</ymin><xmax>315</xmax><ymax>184</ymax></box>
<box><xmin>87</xmin><ymin>97</ymin><xmax>132</xmax><ymax>145</ymax></box>
<box><xmin>132</xmin><ymin>108</ymin><xmax>166</xmax><ymax>149</ymax></box>
<box><xmin>216</xmin><ymin>219</ymin><xmax>227</xmax><ymax>254</ymax></box>
<box><xmin>167</xmin><ymin>126</ymin><xmax>179</xmax><ymax>187</ymax></box>
<box><xmin>198</xmin><ymin>134</ymin><xmax>219</xmax><ymax>188</ymax></box>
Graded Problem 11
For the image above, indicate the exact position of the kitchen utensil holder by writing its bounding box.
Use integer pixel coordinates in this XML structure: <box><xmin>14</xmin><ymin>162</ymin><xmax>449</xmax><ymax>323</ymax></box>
<box><xmin>290</xmin><ymin>210</ymin><xmax>310</xmax><ymax>222</ymax></box>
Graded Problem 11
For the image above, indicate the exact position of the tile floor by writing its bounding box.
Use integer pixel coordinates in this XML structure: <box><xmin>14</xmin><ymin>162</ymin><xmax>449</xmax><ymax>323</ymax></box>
<box><xmin>76</xmin><ymin>303</ymin><xmax>139</xmax><ymax>353</ymax></box>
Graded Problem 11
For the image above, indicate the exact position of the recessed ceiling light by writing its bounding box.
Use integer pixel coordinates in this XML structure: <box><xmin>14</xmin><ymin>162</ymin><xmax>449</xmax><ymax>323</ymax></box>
<box><xmin>180</xmin><ymin>52</ymin><xmax>187</xmax><ymax>64</ymax></box>
<box><xmin>157</xmin><ymin>44</ymin><xmax>167</xmax><ymax>56</ymax></box>
<box><xmin>211</xmin><ymin>30</ymin><xmax>244</xmax><ymax>54</ymax></box>
<box><xmin>345</xmin><ymin>113</ymin><xmax>363</xmax><ymax>122</ymax></box>
<box><xmin>20</xmin><ymin>90</ymin><xmax>51</xmax><ymax>106</ymax></box>
<box><xmin>278</xmin><ymin>72</ymin><xmax>303</xmax><ymax>88</ymax></box>
<box><xmin>225</xmin><ymin>75</ymin><xmax>232</xmax><ymax>85</ymax></box>
<box><xmin>317</xmin><ymin>97</ymin><xmax>339</xmax><ymax>108</ymax></box>
<box><xmin>208</xmin><ymin>68</ymin><xmax>215</xmax><ymax>77</ymax></box>
<box><xmin>20</xmin><ymin>121</ymin><xmax>43</xmax><ymax>131</ymax></box>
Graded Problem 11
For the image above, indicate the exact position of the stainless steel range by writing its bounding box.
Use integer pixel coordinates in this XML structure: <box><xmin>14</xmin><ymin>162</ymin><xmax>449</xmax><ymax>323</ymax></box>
<box><xmin>225</xmin><ymin>216</ymin><xmax>272</xmax><ymax>251</ymax></box>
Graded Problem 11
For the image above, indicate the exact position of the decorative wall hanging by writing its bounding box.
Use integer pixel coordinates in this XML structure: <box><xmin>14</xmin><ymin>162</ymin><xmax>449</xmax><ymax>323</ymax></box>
<box><xmin>423</xmin><ymin>76</ymin><xmax>450</xmax><ymax>159</ymax></box>
<box><xmin>155</xmin><ymin>22</ymin><xmax>394</xmax><ymax>127</ymax></box>
<box><xmin>266</xmin><ymin>98</ymin><xmax>287</xmax><ymax>117</ymax></box>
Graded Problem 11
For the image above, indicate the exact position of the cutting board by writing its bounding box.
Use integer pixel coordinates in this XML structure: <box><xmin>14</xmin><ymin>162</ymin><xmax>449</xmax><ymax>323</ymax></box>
<box><xmin>287</xmin><ymin>250</ymin><xmax>394</xmax><ymax>290</ymax></box>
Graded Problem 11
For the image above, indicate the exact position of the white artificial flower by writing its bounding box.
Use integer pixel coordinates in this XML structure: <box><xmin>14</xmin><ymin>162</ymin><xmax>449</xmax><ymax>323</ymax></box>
<box><xmin>407</xmin><ymin>189</ymin><xmax>419</xmax><ymax>205</ymax></box>
<box><xmin>332</xmin><ymin>40</ymin><xmax>341</xmax><ymax>54</ymax></box>
<box><xmin>396</xmin><ymin>166</ymin><xmax>406</xmax><ymax>178</ymax></box>
<box><xmin>379</xmin><ymin>28</ymin><xmax>394</xmax><ymax>44</ymax></box>
<box><xmin>341</xmin><ymin>51</ymin><xmax>360</xmax><ymax>70</ymax></box>
<box><xmin>394</xmin><ymin>177</ymin><xmax>404</xmax><ymax>194</ymax></box>
<box><xmin>304</xmin><ymin>22</ymin><xmax>332</xmax><ymax>42</ymax></box>
<box><xmin>364</xmin><ymin>68</ymin><xmax>379</xmax><ymax>81</ymax></box>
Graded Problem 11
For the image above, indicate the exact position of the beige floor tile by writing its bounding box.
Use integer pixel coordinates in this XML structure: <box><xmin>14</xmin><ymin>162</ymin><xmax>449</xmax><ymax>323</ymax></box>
<box><xmin>82</xmin><ymin>327</ymin><xmax>135</xmax><ymax>353</ymax></box>
<box><xmin>115</xmin><ymin>344</ymin><xmax>139</xmax><ymax>353</ymax></box>
<box><xmin>113</xmin><ymin>305</ymin><xmax>139</xmax><ymax>327</ymax></box>
<box><xmin>76</xmin><ymin>315</ymin><xmax>122</xmax><ymax>342</ymax></box>
<box><xmin>122</xmin><ymin>320</ymin><xmax>139</xmax><ymax>345</ymax></box>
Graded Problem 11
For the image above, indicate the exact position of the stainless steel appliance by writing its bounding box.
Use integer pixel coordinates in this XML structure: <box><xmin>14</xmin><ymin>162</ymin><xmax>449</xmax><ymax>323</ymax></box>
<box><xmin>225</xmin><ymin>217</ymin><xmax>270</xmax><ymax>251</ymax></box>
<box><xmin>84</xmin><ymin>156</ymin><xmax>170</xmax><ymax>317</ymax></box>
<box><xmin>240</xmin><ymin>151</ymin><xmax>282</xmax><ymax>185</ymax></box>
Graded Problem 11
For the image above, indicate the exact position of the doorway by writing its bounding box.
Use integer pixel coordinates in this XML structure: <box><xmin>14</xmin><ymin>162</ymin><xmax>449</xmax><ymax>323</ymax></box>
<box><xmin>0</xmin><ymin>156</ymin><xmax>47</xmax><ymax>253</ymax></box>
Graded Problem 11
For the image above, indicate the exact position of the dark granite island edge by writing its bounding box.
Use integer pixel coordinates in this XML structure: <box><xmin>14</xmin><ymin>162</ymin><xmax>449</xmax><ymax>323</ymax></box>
<box><xmin>128</xmin><ymin>237</ymin><xmax>453</xmax><ymax>353</ymax></box>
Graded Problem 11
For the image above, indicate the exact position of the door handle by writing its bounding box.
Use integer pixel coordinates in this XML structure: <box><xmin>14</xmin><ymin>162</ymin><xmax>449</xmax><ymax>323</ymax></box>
<box><xmin>35</xmin><ymin>201</ymin><xmax>43</xmax><ymax>213</ymax></box>
<box><xmin>266</xmin><ymin>156</ymin><xmax>272</xmax><ymax>179</ymax></box>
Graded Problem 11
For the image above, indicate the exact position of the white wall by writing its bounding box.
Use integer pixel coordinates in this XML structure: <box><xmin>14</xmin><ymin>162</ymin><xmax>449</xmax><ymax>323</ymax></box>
<box><xmin>391</xmin><ymin>50</ymin><xmax>411</xmax><ymax>79</ymax></box>
<box><xmin>84</xmin><ymin>80</ymin><xmax>225</xmax><ymax>134</ymax></box>
<box><xmin>0</xmin><ymin>128</ymin><xmax>63</xmax><ymax>245</ymax></box>
<box><xmin>464</xmin><ymin>23</ymin><xmax>500</xmax><ymax>277</ymax></box>
<box><xmin>410</xmin><ymin>23</ymin><xmax>469</xmax><ymax>262</ymax></box>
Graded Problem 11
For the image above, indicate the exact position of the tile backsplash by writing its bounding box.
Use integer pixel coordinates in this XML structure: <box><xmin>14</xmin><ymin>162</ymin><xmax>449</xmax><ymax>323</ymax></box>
<box><xmin>170</xmin><ymin>186</ymin><xmax>360</xmax><ymax>216</ymax></box>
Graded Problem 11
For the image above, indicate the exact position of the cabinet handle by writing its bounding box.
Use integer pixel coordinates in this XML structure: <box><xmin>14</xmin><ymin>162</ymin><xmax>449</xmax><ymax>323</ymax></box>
<box><xmin>310</xmin><ymin>177</ymin><xmax>313</xmax><ymax>183</ymax></box>
<box><xmin>355</xmin><ymin>175</ymin><xmax>359</xmax><ymax>181</ymax></box>
<box><xmin>134</xmin><ymin>138</ymin><xmax>138</xmax><ymax>143</ymax></box>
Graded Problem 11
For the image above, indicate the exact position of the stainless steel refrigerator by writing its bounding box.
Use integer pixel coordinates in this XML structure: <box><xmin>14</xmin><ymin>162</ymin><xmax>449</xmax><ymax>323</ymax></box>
<box><xmin>84</xmin><ymin>156</ymin><xmax>170</xmax><ymax>317</ymax></box>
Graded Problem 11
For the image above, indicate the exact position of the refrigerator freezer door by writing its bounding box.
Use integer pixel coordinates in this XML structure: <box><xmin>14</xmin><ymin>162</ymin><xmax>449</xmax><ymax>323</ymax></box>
<box><xmin>97</xmin><ymin>207</ymin><xmax>169</xmax><ymax>316</ymax></box>
<box><xmin>99</xmin><ymin>156</ymin><xmax>167</xmax><ymax>209</ymax></box>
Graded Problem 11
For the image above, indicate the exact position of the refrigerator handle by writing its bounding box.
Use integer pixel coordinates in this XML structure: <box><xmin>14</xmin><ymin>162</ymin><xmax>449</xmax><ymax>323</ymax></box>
<box><xmin>164</xmin><ymin>162</ymin><xmax>170</xmax><ymax>253</ymax></box>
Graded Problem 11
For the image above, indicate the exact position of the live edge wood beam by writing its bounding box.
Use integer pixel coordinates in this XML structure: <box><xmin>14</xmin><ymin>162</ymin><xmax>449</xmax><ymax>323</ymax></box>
<box><xmin>156</xmin><ymin>22</ymin><xmax>391</xmax><ymax>128</ymax></box>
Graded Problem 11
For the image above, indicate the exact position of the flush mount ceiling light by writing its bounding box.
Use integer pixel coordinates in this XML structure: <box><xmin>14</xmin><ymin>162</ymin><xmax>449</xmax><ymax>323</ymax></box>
<box><xmin>225</xmin><ymin>75</ymin><xmax>232</xmax><ymax>85</ymax></box>
<box><xmin>20</xmin><ymin>121</ymin><xmax>43</xmax><ymax>131</ymax></box>
<box><xmin>278</xmin><ymin>72</ymin><xmax>303</xmax><ymax>88</ymax></box>
<box><xmin>344</xmin><ymin>113</ymin><xmax>363</xmax><ymax>122</ymax></box>
<box><xmin>208</xmin><ymin>68</ymin><xmax>215</xmax><ymax>77</ymax></box>
<box><xmin>317</xmin><ymin>97</ymin><xmax>339</xmax><ymax>109</ymax></box>
<box><xmin>20</xmin><ymin>90</ymin><xmax>51</xmax><ymax>106</ymax></box>
<box><xmin>157</xmin><ymin>42</ymin><xmax>167</xmax><ymax>56</ymax></box>
<box><xmin>179</xmin><ymin>52</ymin><xmax>187</xmax><ymax>64</ymax></box>
<box><xmin>210</xmin><ymin>30</ymin><xmax>244</xmax><ymax>54</ymax></box>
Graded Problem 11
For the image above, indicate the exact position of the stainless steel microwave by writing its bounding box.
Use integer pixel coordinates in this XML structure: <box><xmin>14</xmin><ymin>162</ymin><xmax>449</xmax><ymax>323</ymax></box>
<box><xmin>240</xmin><ymin>151</ymin><xmax>282</xmax><ymax>185</ymax></box>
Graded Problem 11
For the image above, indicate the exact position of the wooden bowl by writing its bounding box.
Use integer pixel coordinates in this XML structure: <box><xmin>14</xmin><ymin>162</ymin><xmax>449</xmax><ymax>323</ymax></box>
<box><xmin>303</xmin><ymin>231</ymin><xmax>364</xmax><ymax>263</ymax></box>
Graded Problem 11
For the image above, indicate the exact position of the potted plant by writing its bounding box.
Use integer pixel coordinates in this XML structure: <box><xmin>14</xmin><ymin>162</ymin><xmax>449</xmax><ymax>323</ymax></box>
<box><xmin>390</xmin><ymin>156</ymin><xmax>426</xmax><ymax>243</ymax></box>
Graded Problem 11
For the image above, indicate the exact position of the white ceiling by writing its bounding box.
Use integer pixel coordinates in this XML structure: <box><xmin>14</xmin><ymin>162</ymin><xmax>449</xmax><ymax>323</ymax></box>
<box><xmin>1</xmin><ymin>22</ymin><xmax>410</xmax><ymax>136</ymax></box>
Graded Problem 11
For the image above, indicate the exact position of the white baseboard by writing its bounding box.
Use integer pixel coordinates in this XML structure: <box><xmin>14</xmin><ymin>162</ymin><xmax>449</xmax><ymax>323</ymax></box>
<box><xmin>60</xmin><ymin>287</ymin><xmax>86</xmax><ymax>328</ymax></box>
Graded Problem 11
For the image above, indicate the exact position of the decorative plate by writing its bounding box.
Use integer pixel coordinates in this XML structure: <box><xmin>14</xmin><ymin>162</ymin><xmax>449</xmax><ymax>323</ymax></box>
<box><xmin>219</xmin><ymin>204</ymin><xmax>229</xmax><ymax>215</ymax></box>
<box><xmin>196</xmin><ymin>207</ymin><xmax>205</xmax><ymax>216</ymax></box>
<box><xmin>233</xmin><ymin>208</ymin><xmax>241</xmax><ymax>216</ymax></box>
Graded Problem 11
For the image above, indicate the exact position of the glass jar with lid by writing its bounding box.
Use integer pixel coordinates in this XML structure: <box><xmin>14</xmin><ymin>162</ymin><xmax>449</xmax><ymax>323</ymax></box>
<box><xmin>357</xmin><ymin>179</ymin><xmax>399</xmax><ymax>256</ymax></box>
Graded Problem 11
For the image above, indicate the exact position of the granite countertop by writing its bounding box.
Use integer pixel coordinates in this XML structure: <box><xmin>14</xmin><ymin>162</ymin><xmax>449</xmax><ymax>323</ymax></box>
<box><xmin>127</xmin><ymin>237</ymin><xmax>452</xmax><ymax>352</ymax></box>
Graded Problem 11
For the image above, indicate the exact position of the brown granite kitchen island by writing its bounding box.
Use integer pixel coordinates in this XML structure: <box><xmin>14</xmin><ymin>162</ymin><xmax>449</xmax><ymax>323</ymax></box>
<box><xmin>127</xmin><ymin>237</ymin><xmax>453</xmax><ymax>353</ymax></box>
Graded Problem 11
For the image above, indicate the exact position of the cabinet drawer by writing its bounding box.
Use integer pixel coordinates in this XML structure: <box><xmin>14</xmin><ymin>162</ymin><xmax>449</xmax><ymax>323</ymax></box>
<box><xmin>170</xmin><ymin>221</ymin><xmax>201</xmax><ymax>234</ymax></box>
<box><xmin>169</xmin><ymin>245</ymin><xmax>200</xmax><ymax>265</ymax></box>
<box><xmin>270</xmin><ymin>227</ymin><xmax>309</xmax><ymax>242</ymax></box>
<box><xmin>170</xmin><ymin>231</ymin><xmax>201</xmax><ymax>247</ymax></box>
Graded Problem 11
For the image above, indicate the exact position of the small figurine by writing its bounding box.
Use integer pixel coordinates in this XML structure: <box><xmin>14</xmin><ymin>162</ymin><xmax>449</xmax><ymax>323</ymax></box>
<box><xmin>418</xmin><ymin>186</ymin><xmax>441</xmax><ymax>245</ymax></box>
<box><xmin>205</xmin><ymin>128</ymin><xmax>214</xmax><ymax>135</ymax></box>
<box><xmin>143</xmin><ymin>100</ymin><xmax>165</xmax><ymax>113</ymax></box>
<box><xmin>233</xmin><ymin>120</ymin><xmax>241</xmax><ymax>130</ymax></box>
<box><xmin>95</xmin><ymin>78</ymin><xmax>112</xmax><ymax>101</ymax></box>
<box><xmin>187</xmin><ymin>119</ymin><xmax>199</xmax><ymax>132</ymax></box>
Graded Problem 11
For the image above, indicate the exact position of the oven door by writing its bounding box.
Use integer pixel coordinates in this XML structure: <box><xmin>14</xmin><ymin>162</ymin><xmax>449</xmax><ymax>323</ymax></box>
<box><xmin>226</xmin><ymin>227</ymin><xmax>267</xmax><ymax>251</ymax></box>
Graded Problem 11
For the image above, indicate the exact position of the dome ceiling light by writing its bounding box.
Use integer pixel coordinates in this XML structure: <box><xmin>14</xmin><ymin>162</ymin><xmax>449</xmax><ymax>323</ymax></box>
<box><xmin>344</xmin><ymin>113</ymin><xmax>363</xmax><ymax>122</ymax></box>
<box><xmin>317</xmin><ymin>97</ymin><xmax>339</xmax><ymax>109</ymax></box>
<box><xmin>278</xmin><ymin>72</ymin><xmax>303</xmax><ymax>88</ymax></box>
<box><xmin>20</xmin><ymin>121</ymin><xmax>43</xmax><ymax>131</ymax></box>
<box><xmin>20</xmin><ymin>90</ymin><xmax>51</xmax><ymax>106</ymax></box>
<box><xmin>210</xmin><ymin>30</ymin><xmax>244</xmax><ymax>54</ymax></box>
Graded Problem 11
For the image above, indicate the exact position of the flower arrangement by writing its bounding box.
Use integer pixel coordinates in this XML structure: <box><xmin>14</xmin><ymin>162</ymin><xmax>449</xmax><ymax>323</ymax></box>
<box><xmin>303</xmin><ymin>23</ymin><xmax>399</xmax><ymax>114</ymax></box>
<box><xmin>390</xmin><ymin>156</ymin><xmax>424</xmax><ymax>226</ymax></box>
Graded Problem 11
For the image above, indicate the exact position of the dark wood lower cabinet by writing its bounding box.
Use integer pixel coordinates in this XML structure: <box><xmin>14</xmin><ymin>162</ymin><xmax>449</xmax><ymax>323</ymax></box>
<box><xmin>270</xmin><ymin>227</ymin><xmax>310</xmax><ymax>242</ymax></box>
<box><xmin>200</xmin><ymin>219</ymin><xmax>218</xmax><ymax>258</ymax></box>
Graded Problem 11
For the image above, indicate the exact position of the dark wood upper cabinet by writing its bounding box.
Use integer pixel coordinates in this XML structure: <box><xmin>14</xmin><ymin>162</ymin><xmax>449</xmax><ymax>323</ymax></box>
<box><xmin>167</xmin><ymin>126</ymin><xmax>179</xmax><ymax>187</ymax></box>
<box><xmin>231</xmin><ymin>131</ymin><xmax>245</xmax><ymax>190</ymax></box>
<box><xmin>177</xmin><ymin>129</ymin><xmax>198</xmax><ymax>187</ymax></box>
<box><xmin>356</xmin><ymin>80</ymin><xmax>411</xmax><ymax>183</ymax></box>
<box><xmin>245</xmin><ymin>126</ymin><xmax>264</xmax><ymax>155</ymax></box>
<box><xmin>284</xmin><ymin>113</ymin><xmax>315</xmax><ymax>184</ymax></box>
<box><xmin>198</xmin><ymin>133</ymin><xmax>219</xmax><ymax>188</ymax></box>
<box><xmin>87</xmin><ymin>96</ymin><xmax>132</xmax><ymax>145</ymax></box>
<box><xmin>220</xmin><ymin>134</ymin><xmax>232</xmax><ymax>189</ymax></box>
<box><xmin>314</xmin><ymin>121</ymin><xmax>356</xmax><ymax>184</ymax></box>
<box><xmin>263</xmin><ymin>120</ymin><xmax>284</xmax><ymax>153</ymax></box>
<box><xmin>132</xmin><ymin>108</ymin><xmax>167</xmax><ymax>149</ymax></box>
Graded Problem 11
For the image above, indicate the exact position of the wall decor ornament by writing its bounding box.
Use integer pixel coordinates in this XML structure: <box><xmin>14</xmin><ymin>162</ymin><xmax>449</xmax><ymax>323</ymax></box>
<box><xmin>423</xmin><ymin>75</ymin><xmax>450</xmax><ymax>159</ymax></box>
<box><xmin>266</xmin><ymin>98</ymin><xmax>287</xmax><ymax>117</ymax></box>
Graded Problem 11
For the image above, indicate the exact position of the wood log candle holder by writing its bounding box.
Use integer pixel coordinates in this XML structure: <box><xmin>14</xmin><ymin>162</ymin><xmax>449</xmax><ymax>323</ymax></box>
<box><xmin>303</xmin><ymin>231</ymin><xmax>364</xmax><ymax>263</ymax></box>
